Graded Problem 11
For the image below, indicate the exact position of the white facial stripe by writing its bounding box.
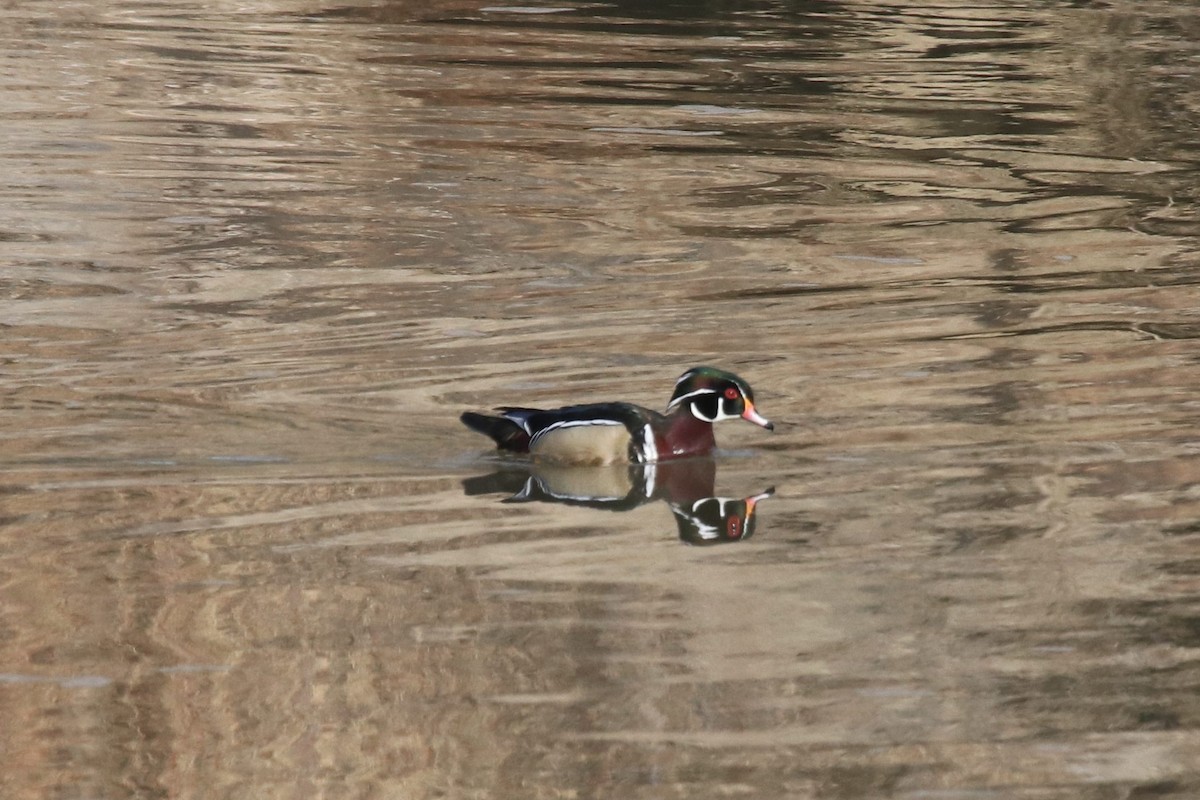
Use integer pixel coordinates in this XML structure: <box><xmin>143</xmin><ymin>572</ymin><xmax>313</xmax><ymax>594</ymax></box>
<box><xmin>667</xmin><ymin>387</ymin><xmax>718</xmax><ymax>410</ymax></box>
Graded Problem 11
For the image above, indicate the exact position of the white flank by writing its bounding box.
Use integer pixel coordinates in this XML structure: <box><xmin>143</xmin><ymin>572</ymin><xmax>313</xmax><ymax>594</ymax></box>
<box><xmin>530</xmin><ymin>418</ymin><xmax>622</xmax><ymax>447</ymax></box>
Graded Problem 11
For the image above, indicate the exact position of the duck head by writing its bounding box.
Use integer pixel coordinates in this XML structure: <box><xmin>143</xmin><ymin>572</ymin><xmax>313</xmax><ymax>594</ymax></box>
<box><xmin>665</xmin><ymin>366</ymin><xmax>774</xmax><ymax>430</ymax></box>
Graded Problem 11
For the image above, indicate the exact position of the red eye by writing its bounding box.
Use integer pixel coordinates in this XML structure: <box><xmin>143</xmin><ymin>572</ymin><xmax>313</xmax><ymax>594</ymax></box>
<box><xmin>724</xmin><ymin>387</ymin><xmax>739</xmax><ymax>400</ymax></box>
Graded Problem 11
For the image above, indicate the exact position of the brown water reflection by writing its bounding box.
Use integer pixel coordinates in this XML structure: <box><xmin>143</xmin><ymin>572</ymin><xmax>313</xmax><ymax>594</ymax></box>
<box><xmin>3</xmin><ymin>0</ymin><xmax>1200</xmax><ymax>797</ymax></box>
<box><xmin>5</xmin><ymin>451</ymin><xmax>1200</xmax><ymax>798</ymax></box>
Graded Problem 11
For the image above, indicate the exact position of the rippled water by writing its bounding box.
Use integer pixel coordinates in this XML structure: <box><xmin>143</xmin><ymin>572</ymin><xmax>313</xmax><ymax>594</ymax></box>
<box><xmin>4</xmin><ymin>1</ymin><xmax>1200</xmax><ymax>797</ymax></box>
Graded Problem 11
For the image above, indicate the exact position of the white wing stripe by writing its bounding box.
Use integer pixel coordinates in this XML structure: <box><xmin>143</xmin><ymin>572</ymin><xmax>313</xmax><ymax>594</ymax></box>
<box><xmin>529</xmin><ymin>418</ymin><xmax>623</xmax><ymax>446</ymax></box>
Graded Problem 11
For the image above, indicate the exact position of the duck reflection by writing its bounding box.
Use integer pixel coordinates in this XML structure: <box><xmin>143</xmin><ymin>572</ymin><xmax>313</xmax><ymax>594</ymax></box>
<box><xmin>462</xmin><ymin>458</ymin><xmax>774</xmax><ymax>545</ymax></box>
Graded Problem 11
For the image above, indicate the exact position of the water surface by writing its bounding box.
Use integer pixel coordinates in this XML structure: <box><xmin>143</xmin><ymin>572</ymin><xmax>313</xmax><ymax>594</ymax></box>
<box><xmin>3</xmin><ymin>1</ymin><xmax>1200</xmax><ymax>798</ymax></box>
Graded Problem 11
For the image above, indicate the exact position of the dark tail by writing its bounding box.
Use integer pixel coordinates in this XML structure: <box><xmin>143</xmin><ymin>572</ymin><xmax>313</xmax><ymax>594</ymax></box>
<box><xmin>460</xmin><ymin>412</ymin><xmax>531</xmax><ymax>452</ymax></box>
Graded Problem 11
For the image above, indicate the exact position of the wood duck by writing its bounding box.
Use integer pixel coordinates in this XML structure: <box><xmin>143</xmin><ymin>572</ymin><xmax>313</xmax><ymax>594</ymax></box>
<box><xmin>460</xmin><ymin>366</ymin><xmax>774</xmax><ymax>464</ymax></box>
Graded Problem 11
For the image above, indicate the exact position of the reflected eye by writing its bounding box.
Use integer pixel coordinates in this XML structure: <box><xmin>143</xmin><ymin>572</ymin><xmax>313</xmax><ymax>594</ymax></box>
<box><xmin>723</xmin><ymin>387</ymin><xmax>739</xmax><ymax>400</ymax></box>
<box><xmin>727</xmin><ymin>516</ymin><xmax>743</xmax><ymax>539</ymax></box>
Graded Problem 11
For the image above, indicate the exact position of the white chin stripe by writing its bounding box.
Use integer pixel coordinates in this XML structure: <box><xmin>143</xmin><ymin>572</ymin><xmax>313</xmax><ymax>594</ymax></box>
<box><xmin>689</xmin><ymin>403</ymin><xmax>743</xmax><ymax>424</ymax></box>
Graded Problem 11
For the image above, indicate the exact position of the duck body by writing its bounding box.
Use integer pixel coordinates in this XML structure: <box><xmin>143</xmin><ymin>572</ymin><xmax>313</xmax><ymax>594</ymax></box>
<box><xmin>461</xmin><ymin>367</ymin><xmax>772</xmax><ymax>465</ymax></box>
